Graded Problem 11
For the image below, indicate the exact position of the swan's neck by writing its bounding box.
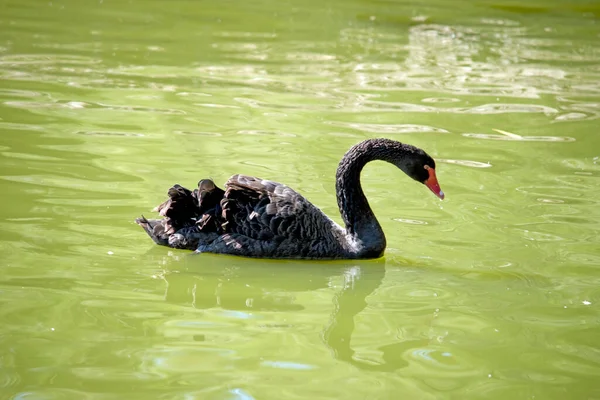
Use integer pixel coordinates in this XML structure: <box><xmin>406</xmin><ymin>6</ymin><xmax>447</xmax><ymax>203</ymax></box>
<box><xmin>335</xmin><ymin>142</ymin><xmax>388</xmax><ymax>258</ymax></box>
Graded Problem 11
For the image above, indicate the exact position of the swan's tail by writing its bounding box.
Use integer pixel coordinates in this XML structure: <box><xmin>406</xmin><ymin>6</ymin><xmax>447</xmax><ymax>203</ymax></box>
<box><xmin>136</xmin><ymin>180</ymin><xmax>227</xmax><ymax>248</ymax></box>
<box><xmin>153</xmin><ymin>184</ymin><xmax>200</xmax><ymax>229</ymax></box>
<box><xmin>135</xmin><ymin>215</ymin><xmax>171</xmax><ymax>246</ymax></box>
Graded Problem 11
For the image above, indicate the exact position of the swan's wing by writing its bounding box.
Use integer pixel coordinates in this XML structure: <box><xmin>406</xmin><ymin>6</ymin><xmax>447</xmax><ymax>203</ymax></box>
<box><xmin>221</xmin><ymin>174</ymin><xmax>339</xmax><ymax>241</ymax></box>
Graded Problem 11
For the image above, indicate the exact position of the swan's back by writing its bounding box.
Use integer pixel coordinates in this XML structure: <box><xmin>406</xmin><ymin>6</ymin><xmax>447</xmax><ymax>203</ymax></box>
<box><xmin>219</xmin><ymin>174</ymin><xmax>347</xmax><ymax>257</ymax></box>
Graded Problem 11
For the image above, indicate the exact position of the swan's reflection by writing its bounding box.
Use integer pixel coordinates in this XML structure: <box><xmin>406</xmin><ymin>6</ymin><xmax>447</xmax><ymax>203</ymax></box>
<box><xmin>154</xmin><ymin>252</ymin><xmax>414</xmax><ymax>371</ymax></box>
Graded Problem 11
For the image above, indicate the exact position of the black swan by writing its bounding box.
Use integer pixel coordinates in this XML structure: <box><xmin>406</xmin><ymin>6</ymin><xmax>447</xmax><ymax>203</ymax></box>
<box><xmin>136</xmin><ymin>138</ymin><xmax>444</xmax><ymax>259</ymax></box>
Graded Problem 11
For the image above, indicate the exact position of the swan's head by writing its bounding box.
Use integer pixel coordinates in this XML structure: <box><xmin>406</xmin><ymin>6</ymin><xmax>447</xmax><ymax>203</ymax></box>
<box><xmin>345</xmin><ymin>138</ymin><xmax>445</xmax><ymax>200</ymax></box>
<box><xmin>395</xmin><ymin>147</ymin><xmax>445</xmax><ymax>200</ymax></box>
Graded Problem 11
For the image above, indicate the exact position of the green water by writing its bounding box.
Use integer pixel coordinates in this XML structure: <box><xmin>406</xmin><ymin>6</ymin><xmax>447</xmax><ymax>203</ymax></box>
<box><xmin>1</xmin><ymin>0</ymin><xmax>600</xmax><ymax>398</ymax></box>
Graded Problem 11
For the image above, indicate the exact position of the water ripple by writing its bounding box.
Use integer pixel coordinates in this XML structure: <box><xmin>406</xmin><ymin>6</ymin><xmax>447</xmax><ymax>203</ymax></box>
<box><xmin>0</xmin><ymin>53</ymin><xmax>100</xmax><ymax>65</ymax></box>
<box><xmin>393</xmin><ymin>218</ymin><xmax>429</xmax><ymax>225</ymax></box>
<box><xmin>75</xmin><ymin>131</ymin><xmax>145</xmax><ymax>137</ymax></box>
<box><xmin>261</xmin><ymin>360</ymin><xmax>317</xmax><ymax>370</ymax></box>
<box><xmin>238</xmin><ymin>130</ymin><xmax>296</xmax><ymax>137</ymax></box>
<box><xmin>12</xmin><ymin>389</ymin><xmax>101</xmax><ymax>400</ymax></box>
<box><xmin>173</xmin><ymin>130</ymin><xmax>222</xmax><ymax>137</ymax></box>
<box><xmin>358</xmin><ymin>100</ymin><xmax>559</xmax><ymax>114</ymax></box>
<box><xmin>0</xmin><ymin>370</ymin><xmax>20</xmax><ymax>390</ymax></box>
<box><xmin>438</xmin><ymin>159</ymin><xmax>492</xmax><ymax>168</ymax></box>
<box><xmin>463</xmin><ymin>129</ymin><xmax>575</xmax><ymax>142</ymax></box>
<box><xmin>325</xmin><ymin>121</ymin><xmax>449</xmax><ymax>134</ymax></box>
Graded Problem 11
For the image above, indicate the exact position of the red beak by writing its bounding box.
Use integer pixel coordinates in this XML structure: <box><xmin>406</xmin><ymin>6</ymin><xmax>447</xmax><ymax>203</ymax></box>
<box><xmin>425</xmin><ymin>167</ymin><xmax>444</xmax><ymax>200</ymax></box>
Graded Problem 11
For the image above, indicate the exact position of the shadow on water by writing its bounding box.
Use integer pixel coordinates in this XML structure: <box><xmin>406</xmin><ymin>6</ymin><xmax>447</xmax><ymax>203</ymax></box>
<box><xmin>153</xmin><ymin>252</ymin><xmax>412</xmax><ymax>372</ymax></box>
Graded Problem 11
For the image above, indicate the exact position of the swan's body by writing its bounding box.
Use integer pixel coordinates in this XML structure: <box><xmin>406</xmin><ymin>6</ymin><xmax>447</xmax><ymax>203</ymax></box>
<box><xmin>136</xmin><ymin>138</ymin><xmax>444</xmax><ymax>259</ymax></box>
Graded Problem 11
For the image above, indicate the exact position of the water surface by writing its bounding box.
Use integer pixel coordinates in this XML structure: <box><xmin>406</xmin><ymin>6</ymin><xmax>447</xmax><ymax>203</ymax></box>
<box><xmin>1</xmin><ymin>0</ymin><xmax>600</xmax><ymax>398</ymax></box>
